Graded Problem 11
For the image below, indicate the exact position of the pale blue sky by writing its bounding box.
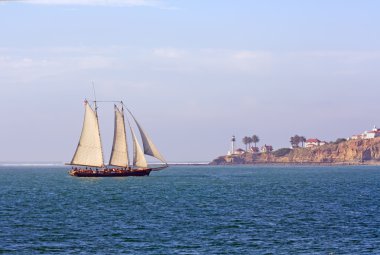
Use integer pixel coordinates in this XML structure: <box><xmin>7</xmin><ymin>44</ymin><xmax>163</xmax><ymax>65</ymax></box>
<box><xmin>1</xmin><ymin>0</ymin><xmax>380</xmax><ymax>162</ymax></box>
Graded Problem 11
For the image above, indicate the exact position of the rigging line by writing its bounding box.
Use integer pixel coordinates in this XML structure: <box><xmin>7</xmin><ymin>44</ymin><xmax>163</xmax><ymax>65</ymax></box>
<box><xmin>121</xmin><ymin>102</ymin><xmax>167</xmax><ymax>166</ymax></box>
<box><xmin>92</xmin><ymin>82</ymin><xmax>97</xmax><ymax>109</ymax></box>
<box><xmin>121</xmin><ymin>102</ymin><xmax>168</xmax><ymax>166</ymax></box>
<box><xmin>124</xmin><ymin>110</ymin><xmax>138</xmax><ymax>168</ymax></box>
<box><xmin>91</xmin><ymin>82</ymin><xmax>105</xmax><ymax>168</ymax></box>
<box><xmin>90</xmin><ymin>100</ymin><xmax>123</xmax><ymax>103</ymax></box>
<box><xmin>120</xmin><ymin>102</ymin><xmax>134</xmax><ymax>117</ymax></box>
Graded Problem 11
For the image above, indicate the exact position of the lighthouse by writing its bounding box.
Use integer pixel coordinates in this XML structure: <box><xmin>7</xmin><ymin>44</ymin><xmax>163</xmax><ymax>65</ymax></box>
<box><xmin>228</xmin><ymin>135</ymin><xmax>236</xmax><ymax>155</ymax></box>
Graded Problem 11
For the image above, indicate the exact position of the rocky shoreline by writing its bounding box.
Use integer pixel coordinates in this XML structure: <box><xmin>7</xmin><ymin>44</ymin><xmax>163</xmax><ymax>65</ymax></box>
<box><xmin>210</xmin><ymin>138</ymin><xmax>380</xmax><ymax>166</ymax></box>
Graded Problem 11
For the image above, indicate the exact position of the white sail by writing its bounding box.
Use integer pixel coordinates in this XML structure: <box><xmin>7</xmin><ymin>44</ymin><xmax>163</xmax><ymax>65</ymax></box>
<box><xmin>109</xmin><ymin>105</ymin><xmax>129</xmax><ymax>167</ymax></box>
<box><xmin>128</xmin><ymin>111</ymin><xmax>167</xmax><ymax>163</ymax></box>
<box><xmin>71</xmin><ymin>101</ymin><xmax>104</xmax><ymax>167</ymax></box>
<box><xmin>130</xmin><ymin>127</ymin><xmax>148</xmax><ymax>168</ymax></box>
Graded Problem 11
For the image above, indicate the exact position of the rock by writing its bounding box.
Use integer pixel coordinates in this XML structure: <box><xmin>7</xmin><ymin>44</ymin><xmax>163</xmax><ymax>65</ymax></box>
<box><xmin>210</xmin><ymin>137</ymin><xmax>380</xmax><ymax>165</ymax></box>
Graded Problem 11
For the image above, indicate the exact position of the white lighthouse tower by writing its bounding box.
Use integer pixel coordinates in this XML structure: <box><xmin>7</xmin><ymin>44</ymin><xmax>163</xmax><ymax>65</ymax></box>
<box><xmin>228</xmin><ymin>135</ymin><xmax>236</xmax><ymax>155</ymax></box>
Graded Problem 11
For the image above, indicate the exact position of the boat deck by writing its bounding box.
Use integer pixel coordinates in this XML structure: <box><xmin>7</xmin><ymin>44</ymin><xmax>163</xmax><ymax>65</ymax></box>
<box><xmin>69</xmin><ymin>168</ymin><xmax>151</xmax><ymax>177</ymax></box>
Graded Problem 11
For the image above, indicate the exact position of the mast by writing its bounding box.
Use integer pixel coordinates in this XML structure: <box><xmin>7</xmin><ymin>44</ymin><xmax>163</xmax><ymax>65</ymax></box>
<box><xmin>109</xmin><ymin>105</ymin><xmax>129</xmax><ymax>168</ymax></box>
<box><xmin>92</xmin><ymin>83</ymin><xmax>105</xmax><ymax>167</ymax></box>
<box><xmin>125</xmin><ymin>113</ymin><xmax>148</xmax><ymax>168</ymax></box>
<box><xmin>70</xmin><ymin>100</ymin><xmax>104</xmax><ymax>167</ymax></box>
<box><xmin>131</xmin><ymin>128</ymin><xmax>148</xmax><ymax>168</ymax></box>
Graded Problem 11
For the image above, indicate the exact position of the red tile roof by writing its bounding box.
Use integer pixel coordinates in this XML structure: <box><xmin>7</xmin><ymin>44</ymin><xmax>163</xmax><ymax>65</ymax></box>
<box><xmin>306</xmin><ymin>138</ymin><xmax>320</xmax><ymax>143</ymax></box>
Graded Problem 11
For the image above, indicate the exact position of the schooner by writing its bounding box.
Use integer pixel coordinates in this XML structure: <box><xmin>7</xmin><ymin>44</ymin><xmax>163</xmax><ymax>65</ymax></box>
<box><xmin>68</xmin><ymin>100</ymin><xmax>168</xmax><ymax>177</ymax></box>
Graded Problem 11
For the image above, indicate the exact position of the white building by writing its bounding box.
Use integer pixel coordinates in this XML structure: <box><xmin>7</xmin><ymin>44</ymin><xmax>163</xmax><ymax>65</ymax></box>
<box><xmin>235</xmin><ymin>148</ymin><xmax>245</xmax><ymax>155</ymax></box>
<box><xmin>305</xmin><ymin>138</ymin><xmax>326</xmax><ymax>148</ymax></box>
<box><xmin>227</xmin><ymin>135</ymin><xmax>236</xmax><ymax>155</ymax></box>
<box><xmin>350</xmin><ymin>134</ymin><xmax>363</xmax><ymax>140</ymax></box>
<box><xmin>227</xmin><ymin>136</ymin><xmax>246</xmax><ymax>155</ymax></box>
<box><xmin>349</xmin><ymin>126</ymin><xmax>380</xmax><ymax>140</ymax></box>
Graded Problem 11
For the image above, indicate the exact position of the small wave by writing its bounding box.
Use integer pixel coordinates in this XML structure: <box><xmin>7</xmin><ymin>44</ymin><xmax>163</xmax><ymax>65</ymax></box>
<box><xmin>0</xmin><ymin>163</ymin><xmax>64</xmax><ymax>167</ymax></box>
<box><xmin>167</xmin><ymin>162</ymin><xmax>209</xmax><ymax>165</ymax></box>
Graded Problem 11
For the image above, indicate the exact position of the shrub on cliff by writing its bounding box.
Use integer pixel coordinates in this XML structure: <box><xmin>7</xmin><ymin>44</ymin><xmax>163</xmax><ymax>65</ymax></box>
<box><xmin>334</xmin><ymin>138</ymin><xmax>347</xmax><ymax>144</ymax></box>
<box><xmin>273</xmin><ymin>148</ymin><xmax>292</xmax><ymax>157</ymax></box>
<box><xmin>212</xmin><ymin>156</ymin><xmax>227</xmax><ymax>165</ymax></box>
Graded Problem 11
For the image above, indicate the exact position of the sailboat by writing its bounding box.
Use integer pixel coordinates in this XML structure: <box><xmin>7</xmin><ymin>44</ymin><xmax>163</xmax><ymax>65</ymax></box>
<box><xmin>68</xmin><ymin>100</ymin><xmax>168</xmax><ymax>177</ymax></box>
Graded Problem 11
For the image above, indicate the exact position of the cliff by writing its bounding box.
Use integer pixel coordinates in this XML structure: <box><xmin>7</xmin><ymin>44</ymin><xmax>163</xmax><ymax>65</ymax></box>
<box><xmin>210</xmin><ymin>138</ymin><xmax>380</xmax><ymax>165</ymax></box>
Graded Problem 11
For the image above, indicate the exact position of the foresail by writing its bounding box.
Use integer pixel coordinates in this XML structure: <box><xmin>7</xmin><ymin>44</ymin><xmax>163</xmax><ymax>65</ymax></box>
<box><xmin>129</xmin><ymin>112</ymin><xmax>167</xmax><ymax>163</ymax></box>
<box><xmin>109</xmin><ymin>106</ymin><xmax>129</xmax><ymax>167</ymax></box>
<box><xmin>71</xmin><ymin>101</ymin><xmax>104</xmax><ymax>167</ymax></box>
<box><xmin>130</xmin><ymin>127</ymin><xmax>148</xmax><ymax>168</ymax></box>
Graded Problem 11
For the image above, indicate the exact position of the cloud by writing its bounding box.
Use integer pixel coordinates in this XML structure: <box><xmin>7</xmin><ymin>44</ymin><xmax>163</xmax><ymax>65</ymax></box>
<box><xmin>292</xmin><ymin>51</ymin><xmax>380</xmax><ymax>61</ymax></box>
<box><xmin>153</xmin><ymin>48</ymin><xmax>186</xmax><ymax>59</ymax></box>
<box><xmin>232</xmin><ymin>51</ymin><xmax>258</xmax><ymax>60</ymax></box>
<box><xmin>77</xmin><ymin>55</ymin><xmax>114</xmax><ymax>69</ymax></box>
<box><xmin>11</xmin><ymin>0</ymin><xmax>172</xmax><ymax>8</ymax></box>
<box><xmin>0</xmin><ymin>48</ymin><xmax>117</xmax><ymax>82</ymax></box>
<box><xmin>2</xmin><ymin>47</ymin><xmax>380</xmax><ymax>84</ymax></box>
<box><xmin>277</xmin><ymin>51</ymin><xmax>380</xmax><ymax>76</ymax></box>
<box><xmin>151</xmin><ymin>48</ymin><xmax>273</xmax><ymax>74</ymax></box>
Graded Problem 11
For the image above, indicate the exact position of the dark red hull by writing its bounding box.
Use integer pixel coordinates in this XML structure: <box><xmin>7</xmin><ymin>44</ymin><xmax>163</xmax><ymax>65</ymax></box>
<box><xmin>69</xmin><ymin>169</ymin><xmax>151</xmax><ymax>177</ymax></box>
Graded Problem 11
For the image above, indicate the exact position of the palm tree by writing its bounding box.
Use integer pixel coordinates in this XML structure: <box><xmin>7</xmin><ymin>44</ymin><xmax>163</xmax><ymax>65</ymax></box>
<box><xmin>299</xmin><ymin>136</ymin><xmax>306</xmax><ymax>147</ymax></box>
<box><xmin>247</xmin><ymin>137</ymin><xmax>253</xmax><ymax>150</ymax></box>
<box><xmin>252</xmin><ymin>135</ymin><xmax>260</xmax><ymax>148</ymax></box>
<box><xmin>290</xmin><ymin>136</ymin><xmax>295</xmax><ymax>148</ymax></box>
<box><xmin>294</xmin><ymin>135</ymin><xmax>301</xmax><ymax>147</ymax></box>
<box><xmin>290</xmin><ymin>135</ymin><xmax>301</xmax><ymax>148</ymax></box>
<box><xmin>242</xmin><ymin>136</ymin><xmax>250</xmax><ymax>151</ymax></box>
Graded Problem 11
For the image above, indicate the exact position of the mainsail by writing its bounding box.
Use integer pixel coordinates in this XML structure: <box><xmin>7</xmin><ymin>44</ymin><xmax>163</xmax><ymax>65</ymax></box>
<box><xmin>128</xmin><ymin>110</ymin><xmax>167</xmax><ymax>164</ymax></box>
<box><xmin>109</xmin><ymin>105</ymin><xmax>129</xmax><ymax>167</ymax></box>
<box><xmin>130</xmin><ymin>125</ymin><xmax>148</xmax><ymax>168</ymax></box>
<box><xmin>71</xmin><ymin>101</ymin><xmax>104</xmax><ymax>167</ymax></box>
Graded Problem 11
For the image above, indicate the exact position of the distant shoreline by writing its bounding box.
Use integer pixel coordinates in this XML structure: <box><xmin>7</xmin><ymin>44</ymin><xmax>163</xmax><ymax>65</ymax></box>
<box><xmin>0</xmin><ymin>162</ymin><xmax>211</xmax><ymax>167</ymax></box>
<box><xmin>167</xmin><ymin>162</ymin><xmax>209</xmax><ymax>166</ymax></box>
<box><xmin>208</xmin><ymin>161</ymin><xmax>380</xmax><ymax>166</ymax></box>
<box><xmin>0</xmin><ymin>162</ymin><xmax>63</xmax><ymax>166</ymax></box>
<box><xmin>210</xmin><ymin>137</ymin><xmax>380</xmax><ymax>166</ymax></box>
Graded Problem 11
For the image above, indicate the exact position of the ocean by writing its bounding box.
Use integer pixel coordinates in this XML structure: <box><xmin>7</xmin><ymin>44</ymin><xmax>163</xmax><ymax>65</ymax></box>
<box><xmin>1</xmin><ymin>165</ymin><xmax>379</xmax><ymax>254</ymax></box>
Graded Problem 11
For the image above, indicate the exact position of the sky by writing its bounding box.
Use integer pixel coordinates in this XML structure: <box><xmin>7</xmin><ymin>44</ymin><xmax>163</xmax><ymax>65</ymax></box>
<box><xmin>1</xmin><ymin>0</ymin><xmax>380</xmax><ymax>163</ymax></box>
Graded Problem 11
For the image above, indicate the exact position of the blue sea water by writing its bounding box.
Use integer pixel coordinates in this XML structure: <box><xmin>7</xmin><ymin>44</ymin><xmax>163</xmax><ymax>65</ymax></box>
<box><xmin>1</xmin><ymin>165</ymin><xmax>380</xmax><ymax>254</ymax></box>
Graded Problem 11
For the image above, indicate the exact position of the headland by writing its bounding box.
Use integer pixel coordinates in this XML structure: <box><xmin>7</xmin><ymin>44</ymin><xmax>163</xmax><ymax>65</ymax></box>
<box><xmin>210</xmin><ymin>137</ymin><xmax>380</xmax><ymax>165</ymax></box>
